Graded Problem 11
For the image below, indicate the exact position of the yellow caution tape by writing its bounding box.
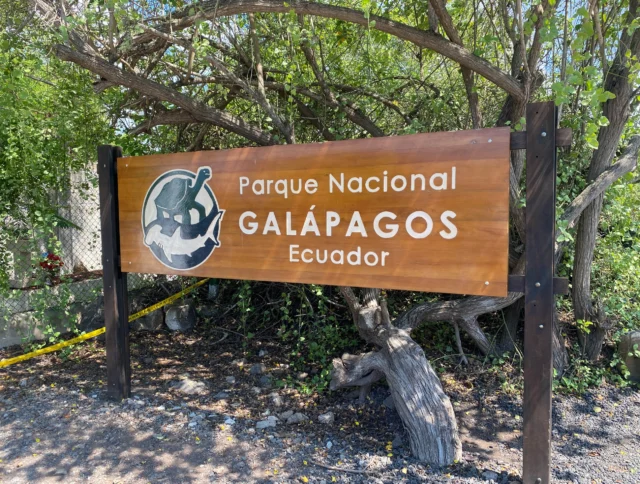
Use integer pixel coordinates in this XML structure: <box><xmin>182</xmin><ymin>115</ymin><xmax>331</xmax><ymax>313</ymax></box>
<box><xmin>128</xmin><ymin>278</ymin><xmax>210</xmax><ymax>323</ymax></box>
<box><xmin>0</xmin><ymin>278</ymin><xmax>210</xmax><ymax>369</ymax></box>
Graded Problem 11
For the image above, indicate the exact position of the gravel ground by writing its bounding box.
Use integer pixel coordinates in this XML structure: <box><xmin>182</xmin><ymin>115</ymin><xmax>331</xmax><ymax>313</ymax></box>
<box><xmin>551</xmin><ymin>387</ymin><xmax>640</xmax><ymax>483</ymax></box>
<box><xmin>0</xmin><ymin>331</ymin><xmax>638</xmax><ymax>483</ymax></box>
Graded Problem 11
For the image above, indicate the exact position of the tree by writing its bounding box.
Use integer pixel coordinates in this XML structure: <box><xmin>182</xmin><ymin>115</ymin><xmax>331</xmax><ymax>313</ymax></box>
<box><xmin>0</xmin><ymin>4</ymin><xmax>110</xmax><ymax>290</ymax></box>
<box><xmin>30</xmin><ymin>0</ymin><xmax>640</xmax><ymax>465</ymax></box>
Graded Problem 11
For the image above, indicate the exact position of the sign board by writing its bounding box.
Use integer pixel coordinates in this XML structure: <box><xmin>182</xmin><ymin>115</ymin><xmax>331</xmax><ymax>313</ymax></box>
<box><xmin>117</xmin><ymin>127</ymin><xmax>510</xmax><ymax>296</ymax></box>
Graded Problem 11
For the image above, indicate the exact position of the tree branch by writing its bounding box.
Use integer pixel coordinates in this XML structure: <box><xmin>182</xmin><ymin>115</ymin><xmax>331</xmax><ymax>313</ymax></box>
<box><xmin>136</xmin><ymin>0</ymin><xmax>525</xmax><ymax>100</ymax></box>
<box><xmin>329</xmin><ymin>351</ymin><xmax>387</xmax><ymax>391</ymax></box>
<box><xmin>138</xmin><ymin>23</ymin><xmax>294</xmax><ymax>144</ymax></box>
<box><xmin>561</xmin><ymin>135</ymin><xmax>640</xmax><ymax>229</ymax></box>
<box><xmin>292</xmin><ymin>96</ymin><xmax>336</xmax><ymax>140</ymax></box>
<box><xmin>129</xmin><ymin>110</ymin><xmax>197</xmax><ymax>135</ymax></box>
<box><xmin>53</xmin><ymin>44</ymin><xmax>275</xmax><ymax>146</ymax></box>
<box><xmin>298</xmin><ymin>15</ymin><xmax>385</xmax><ymax>137</ymax></box>
<box><xmin>429</xmin><ymin>0</ymin><xmax>482</xmax><ymax>128</ymax></box>
<box><xmin>395</xmin><ymin>255</ymin><xmax>525</xmax><ymax>338</ymax></box>
<box><xmin>339</xmin><ymin>286</ymin><xmax>361</xmax><ymax>324</ymax></box>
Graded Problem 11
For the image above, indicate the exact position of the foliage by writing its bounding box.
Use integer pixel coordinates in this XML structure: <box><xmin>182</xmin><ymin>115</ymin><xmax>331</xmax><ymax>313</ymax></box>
<box><xmin>2</xmin><ymin>0</ymin><xmax>640</xmax><ymax>394</ymax></box>
<box><xmin>0</xmin><ymin>18</ymin><xmax>112</xmax><ymax>341</ymax></box>
<box><xmin>209</xmin><ymin>280</ymin><xmax>359</xmax><ymax>392</ymax></box>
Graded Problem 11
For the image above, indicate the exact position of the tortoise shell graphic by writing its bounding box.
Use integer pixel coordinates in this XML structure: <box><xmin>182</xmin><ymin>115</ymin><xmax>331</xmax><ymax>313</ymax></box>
<box><xmin>142</xmin><ymin>167</ymin><xmax>224</xmax><ymax>270</ymax></box>
<box><xmin>155</xmin><ymin>167</ymin><xmax>211</xmax><ymax>225</ymax></box>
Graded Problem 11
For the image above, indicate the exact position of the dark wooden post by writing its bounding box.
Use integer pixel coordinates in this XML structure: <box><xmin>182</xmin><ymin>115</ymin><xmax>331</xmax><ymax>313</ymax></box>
<box><xmin>97</xmin><ymin>145</ymin><xmax>131</xmax><ymax>400</ymax></box>
<box><xmin>523</xmin><ymin>102</ymin><xmax>557</xmax><ymax>484</ymax></box>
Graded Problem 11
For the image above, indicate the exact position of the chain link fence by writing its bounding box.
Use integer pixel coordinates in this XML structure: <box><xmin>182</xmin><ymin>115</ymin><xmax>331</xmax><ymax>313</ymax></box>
<box><xmin>0</xmin><ymin>168</ymin><xmax>184</xmax><ymax>349</ymax></box>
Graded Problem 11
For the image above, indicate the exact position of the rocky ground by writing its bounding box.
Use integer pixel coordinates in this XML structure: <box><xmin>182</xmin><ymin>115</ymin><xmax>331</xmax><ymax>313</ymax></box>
<box><xmin>0</xmin><ymin>329</ymin><xmax>639</xmax><ymax>483</ymax></box>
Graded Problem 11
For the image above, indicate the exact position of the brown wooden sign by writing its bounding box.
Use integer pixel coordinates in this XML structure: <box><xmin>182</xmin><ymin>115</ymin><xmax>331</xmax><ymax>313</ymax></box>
<box><xmin>117</xmin><ymin>127</ymin><xmax>510</xmax><ymax>296</ymax></box>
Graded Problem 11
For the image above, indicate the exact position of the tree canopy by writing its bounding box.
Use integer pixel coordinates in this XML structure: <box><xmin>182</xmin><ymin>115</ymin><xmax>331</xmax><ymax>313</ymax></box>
<box><xmin>3</xmin><ymin>0</ymin><xmax>640</xmax><ymax>465</ymax></box>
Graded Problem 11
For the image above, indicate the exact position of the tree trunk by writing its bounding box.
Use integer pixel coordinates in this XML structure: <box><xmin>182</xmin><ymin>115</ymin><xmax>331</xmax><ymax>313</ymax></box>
<box><xmin>496</xmin><ymin>298</ymin><xmax>524</xmax><ymax>354</ymax></box>
<box><xmin>576</xmin><ymin>302</ymin><xmax>613</xmax><ymax>361</ymax></box>
<box><xmin>491</xmin><ymin>301</ymin><xmax>568</xmax><ymax>375</ymax></box>
<box><xmin>572</xmin><ymin>0</ymin><xmax>640</xmax><ymax>361</ymax></box>
<box><xmin>384</xmin><ymin>327</ymin><xmax>461</xmax><ymax>463</ymax></box>
<box><xmin>552</xmin><ymin>310</ymin><xmax>569</xmax><ymax>376</ymax></box>
<box><xmin>332</xmin><ymin>290</ymin><xmax>461</xmax><ymax>465</ymax></box>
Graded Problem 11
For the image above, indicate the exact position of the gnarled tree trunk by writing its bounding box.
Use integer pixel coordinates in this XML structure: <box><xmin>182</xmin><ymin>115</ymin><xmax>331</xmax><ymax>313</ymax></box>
<box><xmin>572</xmin><ymin>0</ymin><xmax>640</xmax><ymax>361</ymax></box>
<box><xmin>331</xmin><ymin>288</ymin><xmax>461</xmax><ymax>465</ymax></box>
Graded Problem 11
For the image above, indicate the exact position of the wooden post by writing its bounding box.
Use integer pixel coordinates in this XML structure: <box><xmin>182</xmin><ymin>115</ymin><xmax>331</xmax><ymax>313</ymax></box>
<box><xmin>97</xmin><ymin>145</ymin><xmax>131</xmax><ymax>400</ymax></box>
<box><xmin>523</xmin><ymin>102</ymin><xmax>557</xmax><ymax>484</ymax></box>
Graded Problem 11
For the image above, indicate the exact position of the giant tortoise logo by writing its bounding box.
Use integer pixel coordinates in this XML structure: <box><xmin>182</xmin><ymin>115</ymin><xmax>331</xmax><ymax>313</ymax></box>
<box><xmin>142</xmin><ymin>167</ymin><xmax>224</xmax><ymax>270</ymax></box>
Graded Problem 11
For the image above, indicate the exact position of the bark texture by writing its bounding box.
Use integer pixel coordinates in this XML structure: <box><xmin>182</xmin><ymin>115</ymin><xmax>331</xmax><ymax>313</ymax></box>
<box><xmin>332</xmin><ymin>289</ymin><xmax>461</xmax><ymax>465</ymax></box>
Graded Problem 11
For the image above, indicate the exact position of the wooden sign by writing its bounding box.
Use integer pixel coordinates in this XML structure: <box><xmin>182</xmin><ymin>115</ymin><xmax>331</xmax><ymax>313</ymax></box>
<box><xmin>117</xmin><ymin>127</ymin><xmax>510</xmax><ymax>296</ymax></box>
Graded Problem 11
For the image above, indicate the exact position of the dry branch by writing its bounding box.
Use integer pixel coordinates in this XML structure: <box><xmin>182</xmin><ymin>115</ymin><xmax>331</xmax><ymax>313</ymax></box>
<box><xmin>134</xmin><ymin>0</ymin><xmax>525</xmax><ymax>100</ymax></box>
<box><xmin>429</xmin><ymin>0</ymin><xmax>482</xmax><ymax>128</ymax></box>
<box><xmin>54</xmin><ymin>44</ymin><xmax>274</xmax><ymax>146</ymax></box>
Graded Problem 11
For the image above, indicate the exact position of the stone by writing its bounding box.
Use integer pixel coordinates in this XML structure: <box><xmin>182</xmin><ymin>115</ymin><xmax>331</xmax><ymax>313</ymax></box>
<box><xmin>232</xmin><ymin>459</ymin><xmax>246</xmax><ymax>471</ymax></box>
<box><xmin>3</xmin><ymin>309</ymin><xmax>79</xmax><ymax>349</ymax></box>
<box><xmin>297</xmin><ymin>372</ymin><xmax>308</xmax><ymax>380</ymax></box>
<box><xmin>250</xmin><ymin>363</ymin><xmax>266</xmax><ymax>375</ymax></box>
<box><xmin>224</xmin><ymin>417</ymin><xmax>236</xmax><ymax>425</ymax></box>
<box><xmin>197</xmin><ymin>304</ymin><xmax>217</xmax><ymax>319</ymax></box>
<box><xmin>19</xmin><ymin>378</ymin><xmax>29</xmax><ymax>388</ymax></box>
<box><xmin>318</xmin><ymin>412</ymin><xmax>334</xmax><ymax>424</ymax></box>
<box><xmin>165</xmin><ymin>299</ymin><xmax>196</xmax><ymax>332</ymax></box>
<box><xmin>326</xmin><ymin>440</ymin><xmax>333</xmax><ymax>450</ymax></box>
<box><xmin>207</xmin><ymin>281</ymin><xmax>219</xmax><ymax>301</ymax></box>
<box><xmin>619</xmin><ymin>331</ymin><xmax>640</xmax><ymax>381</ymax></box>
<box><xmin>214</xmin><ymin>392</ymin><xmax>229</xmax><ymax>400</ymax></box>
<box><xmin>258</xmin><ymin>375</ymin><xmax>273</xmax><ymax>388</ymax></box>
<box><xmin>226</xmin><ymin>376</ymin><xmax>236</xmax><ymax>384</ymax></box>
<box><xmin>482</xmin><ymin>470</ymin><xmax>499</xmax><ymax>481</ymax></box>
<box><xmin>131</xmin><ymin>309</ymin><xmax>164</xmax><ymax>332</ymax></box>
<box><xmin>77</xmin><ymin>299</ymin><xmax>105</xmax><ymax>333</ymax></box>
<box><xmin>286</xmin><ymin>412</ymin><xmax>308</xmax><ymax>424</ymax></box>
<box><xmin>171</xmin><ymin>377</ymin><xmax>207</xmax><ymax>395</ymax></box>
<box><xmin>256</xmin><ymin>416</ymin><xmax>278</xmax><ymax>429</ymax></box>
<box><xmin>383</xmin><ymin>394</ymin><xmax>396</xmax><ymax>410</ymax></box>
<box><xmin>269</xmin><ymin>392</ymin><xmax>283</xmax><ymax>408</ymax></box>
<box><xmin>251</xmin><ymin>386</ymin><xmax>262</xmax><ymax>395</ymax></box>
<box><xmin>279</xmin><ymin>410</ymin><xmax>294</xmax><ymax>420</ymax></box>
<box><xmin>258</xmin><ymin>349</ymin><xmax>268</xmax><ymax>357</ymax></box>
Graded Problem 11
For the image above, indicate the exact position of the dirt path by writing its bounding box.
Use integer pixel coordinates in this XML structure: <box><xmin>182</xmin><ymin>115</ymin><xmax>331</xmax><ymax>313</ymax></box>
<box><xmin>1</xmin><ymin>331</ymin><xmax>638</xmax><ymax>483</ymax></box>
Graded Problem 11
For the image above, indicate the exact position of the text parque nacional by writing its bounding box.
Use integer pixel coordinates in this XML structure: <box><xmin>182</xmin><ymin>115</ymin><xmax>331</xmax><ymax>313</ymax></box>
<box><xmin>236</xmin><ymin>169</ymin><xmax>459</xmax><ymax>268</ymax></box>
